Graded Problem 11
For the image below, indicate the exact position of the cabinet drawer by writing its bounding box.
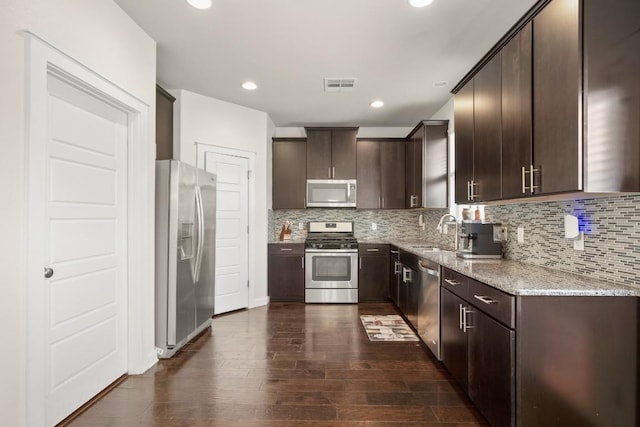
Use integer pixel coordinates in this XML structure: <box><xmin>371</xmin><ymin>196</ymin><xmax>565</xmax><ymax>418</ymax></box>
<box><xmin>442</xmin><ymin>268</ymin><xmax>469</xmax><ymax>300</ymax></box>
<box><xmin>468</xmin><ymin>279</ymin><xmax>515</xmax><ymax>328</ymax></box>
<box><xmin>359</xmin><ymin>243</ymin><xmax>389</xmax><ymax>255</ymax></box>
<box><xmin>268</xmin><ymin>243</ymin><xmax>305</xmax><ymax>255</ymax></box>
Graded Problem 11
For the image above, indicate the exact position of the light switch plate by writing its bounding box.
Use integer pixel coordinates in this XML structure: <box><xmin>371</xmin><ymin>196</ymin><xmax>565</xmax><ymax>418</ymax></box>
<box><xmin>443</xmin><ymin>224</ymin><xmax>448</xmax><ymax>234</ymax></box>
<box><xmin>517</xmin><ymin>227</ymin><xmax>524</xmax><ymax>243</ymax></box>
<box><xmin>573</xmin><ymin>233</ymin><xmax>584</xmax><ymax>251</ymax></box>
<box><xmin>371</xmin><ymin>223</ymin><xmax>377</xmax><ymax>231</ymax></box>
<box><xmin>298</xmin><ymin>222</ymin><xmax>304</xmax><ymax>230</ymax></box>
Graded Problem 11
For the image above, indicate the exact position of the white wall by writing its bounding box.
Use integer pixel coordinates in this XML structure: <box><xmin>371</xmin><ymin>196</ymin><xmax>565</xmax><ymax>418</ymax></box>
<box><xmin>171</xmin><ymin>90</ymin><xmax>271</xmax><ymax>307</ymax></box>
<box><xmin>0</xmin><ymin>1</ymin><xmax>156</xmax><ymax>424</ymax></box>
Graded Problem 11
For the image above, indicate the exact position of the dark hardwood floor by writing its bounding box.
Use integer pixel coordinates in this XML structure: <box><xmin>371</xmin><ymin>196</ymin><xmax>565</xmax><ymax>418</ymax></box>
<box><xmin>67</xmin><ymin>302</ymin><xmax>488</xmax><ymax>426</ymax></box>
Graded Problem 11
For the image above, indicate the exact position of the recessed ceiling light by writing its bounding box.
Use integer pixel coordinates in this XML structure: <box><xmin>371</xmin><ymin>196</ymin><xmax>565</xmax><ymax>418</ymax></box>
<box><xmin>186</xmin><ymin>0</ymin><xmax>212</xmax><ymax>10</ymax></box>
<box><xmin>408</xmin><ymin>0</ymin><xmax>434</xmax><ymax>7</ymax></box>
<box><xmin>434</xmin><ymin>80</ymin><xmax>448</xmax><ymax>87</ymax></box>
<box><xmin>241</xmin><ymin>81</ymin><xmax>258</xmax><ymax>91</ymax></box>
<box><xmin>370</xmin><ymin>100</ymin><xmax>385</xmax><ymax>108</ymax></box>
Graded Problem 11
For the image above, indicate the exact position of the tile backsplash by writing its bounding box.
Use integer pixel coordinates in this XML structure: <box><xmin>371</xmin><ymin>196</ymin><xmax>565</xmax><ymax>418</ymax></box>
<box><xmin>270</xmin><ymin>194</ymin><xmax>639</xmax><ymax>288</ymax></box>
<box><xmin>271</xmin><ymin>208</ymin><xmax>454</xmax><ymax>248</ymax></box>
<box><xmin>484</xmin><ymin>194</ymin><xmax>639</xmax><ymax>287</ymax></box>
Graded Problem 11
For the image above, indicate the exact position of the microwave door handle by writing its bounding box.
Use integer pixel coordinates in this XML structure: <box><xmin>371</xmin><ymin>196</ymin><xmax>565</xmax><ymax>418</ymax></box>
<box><xmin>347</xmin><ymin>184</ymin><xmax>351</xmax><ymax>199</ymax></box>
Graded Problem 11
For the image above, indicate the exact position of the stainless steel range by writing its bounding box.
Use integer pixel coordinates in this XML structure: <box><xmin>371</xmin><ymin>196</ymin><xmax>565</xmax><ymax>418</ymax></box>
<box><xmin>305</xmin><ymin>221</ymin><xmax>358</xmax><ymax>303</ymax></box>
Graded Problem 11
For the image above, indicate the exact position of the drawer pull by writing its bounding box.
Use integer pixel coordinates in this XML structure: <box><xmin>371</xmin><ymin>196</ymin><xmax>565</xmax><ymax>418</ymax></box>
<box><xmin>367</xmin><ymin>248</ymin><xmax>380</xmax><ymax>252</ymax></box>
<box><xmin>444</xmin><ymin>279</ymin><xmax>461</xmax><ymax>286</ymax></box>
<box><xmin>474</xmin><ymin>295</ymin><xmax>498</xmax><ymax>305</ymax></box>
<box><xmin>280</xmin><ymin>248</ymin><xmax>293</xmax><ymax>252</ymax></box>
<box><xmin>390</xmin><ymin>250</ymin><xmax>399</xmax><ymax>254</ymax></box>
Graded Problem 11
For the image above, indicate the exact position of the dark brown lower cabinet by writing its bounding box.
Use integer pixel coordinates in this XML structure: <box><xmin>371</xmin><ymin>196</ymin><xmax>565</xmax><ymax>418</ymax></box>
<box><xmin>517</xmin><ymin>296</ymin><xmax>638</xmax><ymax>427</ymax></box>
<box><xmin>468</xmin><ymin>307</ymin><xmax>515</xmax><ymax>427</ymax></box>
<box><xmin>441</xmin><ymin>288</ymin><xmax>469</xmax><ymax>391</ymax></box>
<box><xmin>268</xmin><ymin>243</ymin><xmax>305</xmax><ymax>301</ymax></box>
<box><xmin>389</xmin><ymin>246</ymin><xmax>400</xmax><ymax>305</ymax></box>
<box><xmin>441</xmin><ymin>269</ymin><xmax>515</xmax><ymax>427</ymax></box>
<box><xmin>358</xmin><ymin>244</ymin><xmax>389</xmax><ymax>301</ymax></box>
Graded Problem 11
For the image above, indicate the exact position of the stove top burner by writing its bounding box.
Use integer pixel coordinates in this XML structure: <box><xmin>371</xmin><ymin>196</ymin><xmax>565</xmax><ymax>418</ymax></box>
<box><xmin>305</xmin><ymin>221</ymin><xmax>357</xmax><ymax>250</ymax></box>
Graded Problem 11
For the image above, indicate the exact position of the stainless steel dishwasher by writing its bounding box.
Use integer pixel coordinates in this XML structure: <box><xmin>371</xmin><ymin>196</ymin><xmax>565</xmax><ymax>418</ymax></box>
<box><xmin>417</xmin><ymin>257</ymin><xmax>441</xmax><ymax>360</ymax></box>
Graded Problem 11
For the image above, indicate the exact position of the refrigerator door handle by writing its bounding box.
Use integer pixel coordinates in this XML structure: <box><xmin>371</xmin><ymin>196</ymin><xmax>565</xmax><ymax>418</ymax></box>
<box><xmin>194</xmin><ymin>185</ymin><xmax>205</xmax><ymax>282</ymax></box>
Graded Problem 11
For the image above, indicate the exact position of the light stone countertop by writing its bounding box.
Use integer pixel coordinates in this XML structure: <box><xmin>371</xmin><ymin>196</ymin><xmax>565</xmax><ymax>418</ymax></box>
<box><xmin>390</xmin><ymin>240</ymin><xmax>640</xmax><ymax>297</ymax></box>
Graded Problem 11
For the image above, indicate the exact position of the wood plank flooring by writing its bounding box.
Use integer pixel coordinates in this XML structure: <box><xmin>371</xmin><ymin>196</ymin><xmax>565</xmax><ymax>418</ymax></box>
<box><xmin>66</xmin><ymin>302</ymin><xmax>488</xmax><ymax>426</ymax></box>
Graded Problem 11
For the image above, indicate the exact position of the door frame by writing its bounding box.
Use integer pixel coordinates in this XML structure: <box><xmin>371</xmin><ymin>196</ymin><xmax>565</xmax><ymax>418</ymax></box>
<box><xmin>24</xmin><ymin>33</ymin><xmax>155</xmax><ymax>425</ymax></box>
<box><xmin>195</xmin><ymin>143</ymin><xmax>256</xmax><ymax>309</ymax></box>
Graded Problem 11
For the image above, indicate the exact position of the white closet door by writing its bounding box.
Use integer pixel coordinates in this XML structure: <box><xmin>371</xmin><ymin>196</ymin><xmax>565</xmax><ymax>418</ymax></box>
<box><xmin>44</xmin><ymin>75</ymin><xmax>128</xmax><ymax>425</ymax></box>
<box><xmin>203</xmin><ymin>151</ymin><xmax>249</xmax><ymax>314</ymax></box>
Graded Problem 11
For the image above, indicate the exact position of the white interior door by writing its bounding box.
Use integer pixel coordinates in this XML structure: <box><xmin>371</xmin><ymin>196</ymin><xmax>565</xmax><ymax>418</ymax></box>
<box><xmin>202</xmin><ymin>152</ymin><xmax>249</xmax><ymax>314</ymax></box>
<box><xmin>42</xmin><ymin>74</ymin><xmax>128</xmax><ymax>425</ymax></box>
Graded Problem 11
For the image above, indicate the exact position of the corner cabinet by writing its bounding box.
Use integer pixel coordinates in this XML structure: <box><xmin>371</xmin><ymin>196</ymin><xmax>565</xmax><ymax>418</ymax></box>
<box><xmin>305</xmin><ymin>128</ymin><xmax>358</xmax><ymax>179</ymax></box>
<box><xmin>268</xmin><ymin>243</ymin><xmax>305</xmax><ymax>301</ymax></box>
<box><xmin>406</xmin><ymin>121</ymin><xmax>449</xmax><ymax>208</ymax></box>
<box><xmin>356</xmin><ymin>139</ymin><xmax>405</xmax><ymax>209</ymax></box>
<box><xmin>358</xmin><ymin>244</ymin><xmax>389</xmax><ymax>301</ymax></box>
<box><xmin>272</xmin><ymin>138</ymin><xmax>307</xmax><ymax>209</ymax></box>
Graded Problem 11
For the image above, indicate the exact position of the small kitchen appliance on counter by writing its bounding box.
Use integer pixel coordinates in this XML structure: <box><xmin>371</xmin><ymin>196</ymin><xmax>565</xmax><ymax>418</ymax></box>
<box><xmin>457</xmin><ymin>222</ymin><xmax>503</xmax><ymax>259</ymax></box>
<box><xmin>304</xmin><ymin>221</ymin><xmax>358</xmax><ymax>303</ymax></box>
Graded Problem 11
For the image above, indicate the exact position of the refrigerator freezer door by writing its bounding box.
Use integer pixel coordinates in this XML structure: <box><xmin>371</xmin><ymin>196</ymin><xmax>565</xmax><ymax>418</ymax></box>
<box><xmin>195</xmin><ymin>169</ymin><xmax>216</xmax><ymax>327</ymax></box>
<box><xmin>170</xmin><ymin>161</ymin><xmax>198</xmax><ymax>346</ymax></box>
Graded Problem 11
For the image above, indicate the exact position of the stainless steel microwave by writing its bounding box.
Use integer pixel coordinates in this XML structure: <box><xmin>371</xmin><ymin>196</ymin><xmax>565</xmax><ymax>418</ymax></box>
<box><xmin>306</xmin><ymin>179</ymin><xmax>356</xmax><ymax>207</ymax></box>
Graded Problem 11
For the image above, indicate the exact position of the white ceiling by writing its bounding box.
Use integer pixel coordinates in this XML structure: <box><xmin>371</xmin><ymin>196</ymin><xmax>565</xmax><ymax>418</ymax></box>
<box><xmin>114</xmin><ymin>0</ymin><xmax>537</xmax><ymax>127</ymax></box>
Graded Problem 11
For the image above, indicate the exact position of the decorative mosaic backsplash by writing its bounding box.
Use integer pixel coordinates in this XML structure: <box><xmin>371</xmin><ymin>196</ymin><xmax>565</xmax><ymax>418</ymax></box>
<box><xmin>270</xmin><ymin>194</ymin><xmax>639</xmax><ymax>288</ymax></box>
<box><xmin>484</xmin><ymin>194</ymin><xmax>640</xmax><ymax>287</ymax></box>
<box><xmin>271</xmin><ymin>208</ymin><xmax>454</xmax><ymax>248</ymax></box>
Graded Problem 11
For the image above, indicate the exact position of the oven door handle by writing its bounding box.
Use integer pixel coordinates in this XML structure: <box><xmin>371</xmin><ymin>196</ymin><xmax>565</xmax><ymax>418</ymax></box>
<box><xmin>304</xmin><ymin>248</ymin><xmax>358</xmax><ymax>253</ymax></box>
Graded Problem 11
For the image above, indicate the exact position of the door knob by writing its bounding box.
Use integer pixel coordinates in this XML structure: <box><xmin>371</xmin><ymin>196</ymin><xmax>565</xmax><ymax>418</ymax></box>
<box><xmin>44</xmin><ymin>267</ymin><xmax>54</xmax><ymax>278</ymax></box>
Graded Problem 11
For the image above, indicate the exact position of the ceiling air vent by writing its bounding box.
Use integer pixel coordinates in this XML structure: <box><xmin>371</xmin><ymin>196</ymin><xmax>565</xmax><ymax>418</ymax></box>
<box><xmin>324</xmin><ymin>78</ymin><xmax>357</xmax><ymax>92</ymax></box>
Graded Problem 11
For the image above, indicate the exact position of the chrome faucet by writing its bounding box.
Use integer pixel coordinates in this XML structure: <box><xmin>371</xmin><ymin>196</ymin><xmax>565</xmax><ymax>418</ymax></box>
<box><xmin>437</xmin><ymin>214</ymin><xmax>459</xmax><ymax>251</ymax></box>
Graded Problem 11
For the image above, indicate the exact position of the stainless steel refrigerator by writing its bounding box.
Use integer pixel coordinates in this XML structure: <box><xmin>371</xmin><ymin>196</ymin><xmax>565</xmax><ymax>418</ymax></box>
<box><xmin>155</xmin><ymin>160</ymin><xmax>216</xmax><ymax>358</ymax></box>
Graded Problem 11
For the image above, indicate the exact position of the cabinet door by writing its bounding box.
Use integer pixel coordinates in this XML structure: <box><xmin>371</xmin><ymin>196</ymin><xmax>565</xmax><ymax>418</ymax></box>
<box><xmin>533</xmin><ymin>0</ymin><xmax>580</xmax><ymax>194</ymax></box>
<box><xmin>268</xmin><ymin>247</ymin><xmax>305</xmax><ymax>301</ymax></box>
<box><xmin>156</xmin><ymin>85</ymin><xmax>175</xmax><ymax>161</ymax></box>
<box><xmin>501</xmin><ymin>23</ymin><xmax>532</xmax><ymax>199</ymax></box>
<box><xmin>331</xmin><ymin>129</ymin><xmax>357</xmax><ymax>179</ymax></box>
<box><xmin>306</xmin><ymin>129</ymin><xmax>332</xmax><ymax>179</ymax></box>
<box><xmin>356</xmin><ymin>141</ymin><xmax>381</xmax><ymax>208</ymax></box>
<box><xmin>583</xmin><ymin>0</ymin><xmax>640</xmax><ymax>192</ymax></box>
<box><xmin>468</xmin><ymin>308</ymin><xmax>515</xmax><ymax>427</ymax></box>
<box><xmin>473</xmin><ymin>54</ymin><xmax>503</xmax><ymax>201</ymax></box>
<box><xmin>358</xmin><ymin>245</ymin><xmax>389</xmax><ymax>301</ymax></box>
<box><xmin>424</xmin><ymin>123</ymin><xmax>449</xmax><ymax>208</ymax></box>
<box><xmin>441</xmin><ymin>288</ymin><xmax>468</xmax><ymax>391</ymax></box>
<box><xmin>380</xmin><ymin>141</ymin><xmax>405</xmax><ymax>209</ymax></box>
<box><xmin>405</xmin><ymin>131</ymin><xmax>422</xmax><ymax>208</ymax></box>
<box><xmin>272</xmin><ymin>139</ymin><xmax>307</xmax><ymax>209</ymax></box>
<box><xmin>454</xmin><ymin>81</ymin><xmax>475</xmax><ymax>204</ymax></box>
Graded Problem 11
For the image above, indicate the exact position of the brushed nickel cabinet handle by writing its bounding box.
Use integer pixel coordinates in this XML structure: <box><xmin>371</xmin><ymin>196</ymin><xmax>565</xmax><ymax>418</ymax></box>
<box><xmin>474</xmin><ymin>294</ymin><xmax>498</xmax><ymax>305</ymax></box>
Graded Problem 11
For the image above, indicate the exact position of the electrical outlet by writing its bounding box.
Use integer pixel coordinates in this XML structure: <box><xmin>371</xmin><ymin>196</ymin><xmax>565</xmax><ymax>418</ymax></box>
<box><xmin>298</xmin><ymin>222</ymin><xmax>304</xmax><ymax>230</ymax></box>
<box><xmin>501</xmin><ymin>226</ymin><xmax>508</xmax><ymax>241</ymax></box>
<box><xmin>371</xmin><ymin>223</ymin><xmax>377</xmax><ymax>231</ymax></box>
<box><xmin>517</xmin><ymin>227</ymin><xmax>524</xmax><ymax>243</ymax></box>
<box><xmin>443</xmin><ymin>224</ymin><xmax>448</xmax><ymax>234</ymax></box>
<box><xmin>573</xmin><ymin>233</ymin><xmax>584</xmax><ymax>251</ymax></box>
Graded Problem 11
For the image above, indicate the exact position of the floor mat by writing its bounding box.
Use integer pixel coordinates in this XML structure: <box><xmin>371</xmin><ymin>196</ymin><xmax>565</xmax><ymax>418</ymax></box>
<box><xmin>360</xmin><ymin>314</ymin><xmax>419</xmax><ymax>342</ymax></box>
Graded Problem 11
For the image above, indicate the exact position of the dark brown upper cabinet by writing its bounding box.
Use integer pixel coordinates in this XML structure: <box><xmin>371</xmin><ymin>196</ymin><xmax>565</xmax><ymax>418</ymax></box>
<box><xmin>454</xmin><ymin>82</ymin><xmax>475</xmax><ymax>205</ymax></box>
<box><xmin>272</xmin><ymin>138</ymin><xmax>306</xmax><ymax>209</ymax></box>
<box><xmin>583</xmin><ymin>0</ymin><xmax>640</xmax><ymax>192</ymax></box>
<box><xmin>472</xmin><ymin>55</ymin><xmax>503</xmax><ymax>202</ymax></box>
<box><xmin>454</xmin><ymin>0</ymin><xmax>639</xmax><ymax>202</ymax></box>
<box><xmin>406</xmin><ymin>121</ymin><xmax>449</xmax><ymax>208</ymax></box>
<box><xmin>156</xmin><ymin>85</ymin><xmax>175</xmax><ymax>160</ymax></box>
<box><xmin>532</xmin><ymin>0</ymin><xmax>581</xmax><ymax>195</ymax></box>
<box><xmin>454</xmin><ymin>54</ymin><xmax>502</xmax><ymax>205</ymax></box>
<box><xmin>501</xmin><ymin>23</ymin><xmax>533</xmax><ymax>199</ymax></box>
<box><xmin>305</xmin><ymin>128</ymin><xmax>358</xmax><ymax>179</ymax></box>
<box><xmin>356</xmin><ymin>139</ymin><xmax>405</xmax><ymax>209</ymax></box>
